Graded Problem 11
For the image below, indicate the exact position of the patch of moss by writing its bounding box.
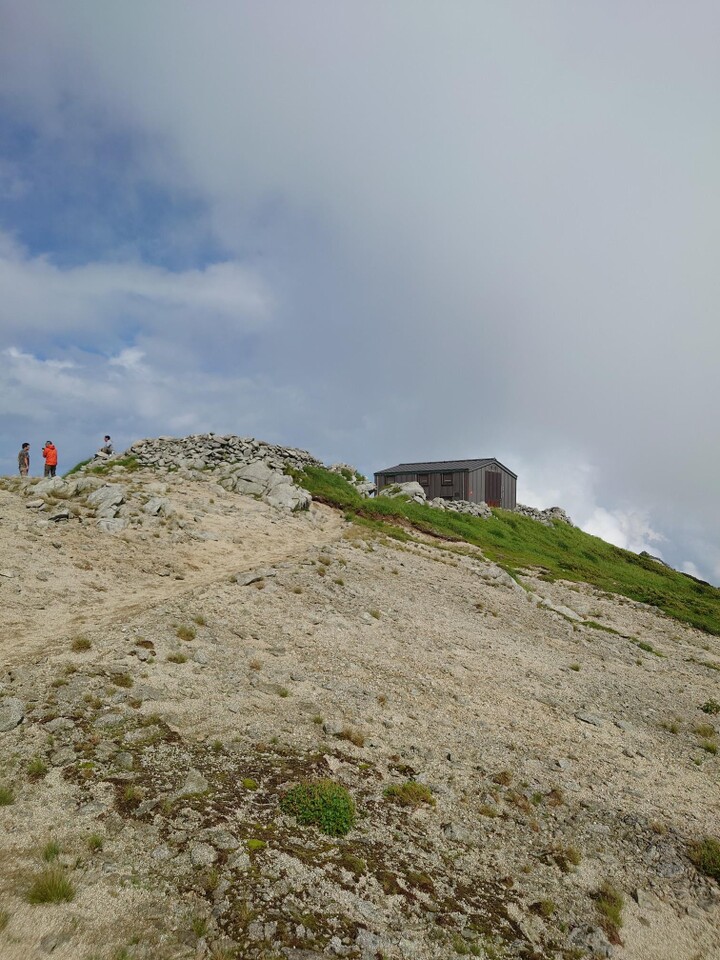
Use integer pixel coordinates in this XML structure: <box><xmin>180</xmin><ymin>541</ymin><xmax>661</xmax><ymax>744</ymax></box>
<box><xmin>280</xmin><ymin>780</ymin><xmax>356</xmax><ymax>837</ymax></box>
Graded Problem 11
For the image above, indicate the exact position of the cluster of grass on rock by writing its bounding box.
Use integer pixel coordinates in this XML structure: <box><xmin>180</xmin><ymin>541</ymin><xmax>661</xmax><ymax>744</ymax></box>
<box><xmin>295</xmin><ymin>465</ymin><xmax>720</xmax><ymax>635</ymax></box>
<box><xmin>280</xmin><ymin>780</ymin><xmax>356</xmax><ymax>837</ymax></box>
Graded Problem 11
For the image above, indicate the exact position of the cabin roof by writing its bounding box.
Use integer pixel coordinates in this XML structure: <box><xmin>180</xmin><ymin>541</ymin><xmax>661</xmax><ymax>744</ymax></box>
<box><xmin>376</xmin><ymin>458</ymin><xmax>517</xmax><ymax>479</ymax></box>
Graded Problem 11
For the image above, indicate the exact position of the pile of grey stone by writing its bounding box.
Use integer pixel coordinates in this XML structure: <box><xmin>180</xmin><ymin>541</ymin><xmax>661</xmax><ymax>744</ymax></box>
<box><xmin>376</xmin><ymin>481</ymin><xmax>574</xmax><ymax>526</ymax></box>
<box><xmin>127</xmin><ymin>434</ymin><xmax>315</xmax><ymax>512</ymax></box>
<box><xmin>378</xmin><ymin>481</ymin><xmax>493</xmax><ymax>518</ymax></box>
<box><xmin>514</xmin><ymin>503</ymin><xmax>573</xmax><ymax>526</ymax></box>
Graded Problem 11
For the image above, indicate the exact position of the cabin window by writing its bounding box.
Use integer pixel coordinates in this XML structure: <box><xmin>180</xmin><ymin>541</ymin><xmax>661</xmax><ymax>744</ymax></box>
<box><xmin>417</xmin><ymin>474</ymin><xmax>429</xmax><ymax>486</ymax></box>
<box><xmin>441</xmin><ymin>473</ymin><xmax>453</xmax><ymax>486</ymax></box>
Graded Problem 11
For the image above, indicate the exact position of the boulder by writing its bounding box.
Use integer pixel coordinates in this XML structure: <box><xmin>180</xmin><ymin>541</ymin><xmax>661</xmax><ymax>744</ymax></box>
<box><xmin>97</xmin><ymin>518</ymin><xmax>128</xmax><ymax>534</ymax></box>
<box><xmin>0</xmin><ymin>697</ymin><xmax>24</xmax><ymax>732</ymax></box>
<box><xmin>87</xmin><ymin>484</ymin><xmax>126</xmax><ymax>519</ymax></box>
<box><xmin>143</xmin><ymin>496</ymin><xmax>173</xmax><ymax>517</ymax></box>
<box><xmin>380</xmin><ymin>481</ymin><xmax>426</xmax><ymax>502</ymax></box>
<box><xmin>32</xmin><ymin>477</ymin><xmax>69</xmax><ymax>497</ymax></box>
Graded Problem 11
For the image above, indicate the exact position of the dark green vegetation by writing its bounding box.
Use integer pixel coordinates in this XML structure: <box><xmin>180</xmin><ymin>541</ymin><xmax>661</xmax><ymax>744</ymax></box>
<box><xmin>280</xmin><ymin>780</ymin><xmax>356</xmax><ymax>837</ymax></box>
<box><xmin>296</xmin><ymin>466</ymin><xmax>720</xmax><ymax>635</ymax></box>
<box><xmin>689</xmin><ymin>837</ymin><xmax>720</xmax><ymax>881</ymax></box>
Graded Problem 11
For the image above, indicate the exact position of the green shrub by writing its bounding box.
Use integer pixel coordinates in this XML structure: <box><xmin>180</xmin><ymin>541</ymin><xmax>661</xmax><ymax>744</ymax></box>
<box><xmin>384</xmin><ymin>780</ymin><xmax>435</xmax><ymax>808</ymax></box>
<box><xmin>167</xmin><ymin>652</ymin><xmax>188</xmax><ymax>664</ymax></box>
<box><xmin>176</xmin><ymin>625</ymin><xmax>197</xmax><ymax>641</ymax></box>
<box><xmin>701</xmin><ymin>699</ymin><xmax>720</xmax><ymax>715</ymax></box>
<box><xmin>689</xmin><ymin>837</ymin><xmax>720</xmax><ymax>880</ymax></box>
<box><xmin>71</xmin><ymin>635</ymin><xmax>92</xmax><ymax>652</ymax></box>
<box><xmin>280</xmin><ymin>780</ymin><xmax>356</xmax><ymax>837</ymax></box>
<box><xmin>26</xmin><ymin>868</ymin><xmax>75</xmax><ymax>904</ymax></box>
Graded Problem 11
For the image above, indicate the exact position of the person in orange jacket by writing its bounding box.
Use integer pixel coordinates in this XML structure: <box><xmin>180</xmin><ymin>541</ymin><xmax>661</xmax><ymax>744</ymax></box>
<box><xmin>42</xmin><ymin>440</ymin><xmax>58</xmax><ymax>477</ymax></box>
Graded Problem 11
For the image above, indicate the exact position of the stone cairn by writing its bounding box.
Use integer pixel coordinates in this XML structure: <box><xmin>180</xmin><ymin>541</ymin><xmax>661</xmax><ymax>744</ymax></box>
<box><xmin>127</xmin><ymin>434</ymin><xmax>318</xmax><ymax>512</ymax></box>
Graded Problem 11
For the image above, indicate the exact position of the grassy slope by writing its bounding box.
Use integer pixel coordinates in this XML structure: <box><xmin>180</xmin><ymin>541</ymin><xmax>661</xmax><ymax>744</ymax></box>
<box><xmin>298</xmin><ymin>466</ymin><xmax>720</xmax><ymax>636</ymax></box>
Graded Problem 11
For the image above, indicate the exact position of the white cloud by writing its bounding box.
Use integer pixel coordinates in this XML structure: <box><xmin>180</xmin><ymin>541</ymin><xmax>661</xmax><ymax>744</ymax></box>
<box><xmin>583</xmin><ymin>507</ymin><xmax>665</xmax><ymax>557</ymax></box>
<box><xmin>0</xmin><ymin>230</ymin><xmax>272</xmax><ymax>344</ymax></box>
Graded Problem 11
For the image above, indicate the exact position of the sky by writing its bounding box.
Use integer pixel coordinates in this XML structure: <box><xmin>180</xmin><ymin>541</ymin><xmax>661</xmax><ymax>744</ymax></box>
<box><xmin>0</xmin><ymin>2</ymin><xmax>718</xmax><ymax>582</ymax></box>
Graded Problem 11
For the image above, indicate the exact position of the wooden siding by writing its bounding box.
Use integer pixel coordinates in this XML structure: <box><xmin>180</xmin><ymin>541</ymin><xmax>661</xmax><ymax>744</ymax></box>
<box><xmin>467</xmin><ymin>465</ymin><xmax>516</xmax><ymax>510</ymax></box>
<box><xmin>376</xmin><ymin>470</ymin><xmax>466</xmax><ymax>500</ymax></box>
<box><xmin>376</xmin><ymin>460</ymin><xmax>516</xmax><ymax>510</ymax></box>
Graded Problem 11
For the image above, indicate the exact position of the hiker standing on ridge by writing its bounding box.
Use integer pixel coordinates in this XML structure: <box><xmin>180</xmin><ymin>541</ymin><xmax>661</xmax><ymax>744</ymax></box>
<box><xmin>18</xmin><ymin>442</ymin><xmax>30</xmax><ymax>477</ymax></box>
<box><xmin>42</xmin><ymin>440</ymin><xmax>58</xmax><ymax>477</ymax></box>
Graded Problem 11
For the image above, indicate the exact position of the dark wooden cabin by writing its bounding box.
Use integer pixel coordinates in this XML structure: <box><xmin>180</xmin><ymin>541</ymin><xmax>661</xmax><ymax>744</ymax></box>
<box><xmin>374</xmin><ymin>458</ymin><xmax>517</xmax><ymax>510</ymax></box>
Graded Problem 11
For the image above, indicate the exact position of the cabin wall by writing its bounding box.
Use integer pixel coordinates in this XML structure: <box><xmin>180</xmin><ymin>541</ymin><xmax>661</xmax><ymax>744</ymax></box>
<box><xmin>376</xmin><ymin>471</ymin><xmax>466</xmax><ymax>500</ymax></box>
<box><xmin>468</xmin><ymin>466</ymin><xmax>516</xmax><ymax>509</ymax></box>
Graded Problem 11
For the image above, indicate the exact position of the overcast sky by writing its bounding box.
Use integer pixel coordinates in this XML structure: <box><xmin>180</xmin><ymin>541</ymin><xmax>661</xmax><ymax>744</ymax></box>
<box><xmin>1</xmin><ymin>2</ymin><xmax>718</xmax><ymax>582</ymax></box>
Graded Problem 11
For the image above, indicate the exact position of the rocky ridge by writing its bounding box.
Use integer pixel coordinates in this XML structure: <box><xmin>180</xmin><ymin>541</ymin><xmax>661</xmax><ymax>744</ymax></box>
<box><xmin>0</xmin><ymin>436</ymin><xmax>718</xmax><ymax>960</ymax></box>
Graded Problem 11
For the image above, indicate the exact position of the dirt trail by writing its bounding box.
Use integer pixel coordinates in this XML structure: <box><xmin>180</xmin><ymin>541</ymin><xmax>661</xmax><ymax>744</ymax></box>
<box><xmin>0</xmin><ymin>479</ymin><xmax>343</xmax><ymax>666</ymax></box>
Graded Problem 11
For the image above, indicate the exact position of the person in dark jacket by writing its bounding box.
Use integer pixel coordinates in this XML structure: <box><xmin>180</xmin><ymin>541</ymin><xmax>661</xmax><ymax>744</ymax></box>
<box><xmin>18</xmin><ymin>442</ymin><xmax>30</xmax><ymax>476</ymax></box>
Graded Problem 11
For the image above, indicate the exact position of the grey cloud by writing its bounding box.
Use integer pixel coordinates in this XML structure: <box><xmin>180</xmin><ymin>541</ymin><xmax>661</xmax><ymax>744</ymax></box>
<box><xmin>0</xmin><ymin>1</ymin><xmax>718</xmax><ymax>579</ymax></box>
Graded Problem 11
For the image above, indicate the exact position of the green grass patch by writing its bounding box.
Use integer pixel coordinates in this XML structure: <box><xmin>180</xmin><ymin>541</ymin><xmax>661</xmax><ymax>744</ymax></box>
<box><xmin>280</xmin><ymin>779</ymin><xmax>356</xmax><ymax>837</ymax></box>
<box><xmin>64</xmin><ymin>458</ymin><xmax>92</xmax><ymax>477</ymax></box>
<box><xmin>295</xmin><ymin>466</ymin><xmax>720</xmax><ymax>635</ymax></box>
<box><xmin>27</xmin><ymin>757</ymin><xmax>48</xmax><ymax>781</ymax></box>
<box><xmin>689</xmin><ymin>837</ymin><xmax>720</xmax><ymax>880</ymax></box>
<box><xmin>26</xmin><ymin>868</ymin><xmax>75</xmax><ymax>904</ymax></box>
<box><xmin>594</xmin><ymin>881</ymin><xmax>624</xmax><ymax>938</ymax></box>
<box><xmin>85</xmin><ymin>455</ymin><xmax>141</xmax><ymax>476</ymax></box>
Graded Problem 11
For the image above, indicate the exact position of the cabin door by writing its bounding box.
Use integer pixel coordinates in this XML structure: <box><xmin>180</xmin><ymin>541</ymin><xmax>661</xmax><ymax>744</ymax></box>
<box><xmin>484</xmin><ymin>471</ymin><xmax>501</xmax><ymax>507</ymax></box>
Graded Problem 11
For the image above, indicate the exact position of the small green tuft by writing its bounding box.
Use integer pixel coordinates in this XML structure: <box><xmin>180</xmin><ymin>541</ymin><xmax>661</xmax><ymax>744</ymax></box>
<box><xmin>594</xmin><ymin>881</ymin><xmax>624</xmax><ymax>937</ymax></box>
<box><xmin>689</xmin><ymin>837</ymin><xmax>720</xmax><ymax>880</ymax></box>
<box><xmin>280</xmin><ymin>779</ymin><xmax>356</xmax><ymax>837</ymax></box>
<box><xmin>87</xmin><ymin>834</ymin><xmax>104</xmax><ymax>853</ymax></box>
<box><xmin>42</xmin><ymin>841</ymin><xmax>61</xmax><ymax>863</ymax></box>
<box><xmin>26</xmin><ymin>867</ymin><xmax>75</xmax><ymax>904</ymax></box>
<box><xmin>242</xmin><ymin>778</ymin><xmax>258</xmax><ymax>790</ymax></box>
<box><xmin>176</xmin><ymin>624</ymin><xmax>197</xmax><ymax>641</ymax></box>
<box><xmin>27</xmin><ymin>757</ymin><xmax>48</xmax><ymax>781</ymax></box>
<box><xmin>71</xmin><ymin>635</ymin><xmax>92</xmax><ymax>652</ymax></box>
<box><xmin>246</xmin><ymin>838</ymin><xmax>266</xmax><ymax>852</ymax></box>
